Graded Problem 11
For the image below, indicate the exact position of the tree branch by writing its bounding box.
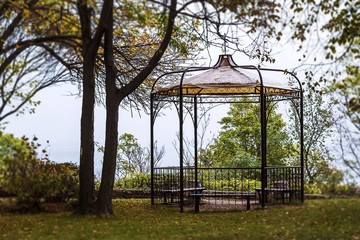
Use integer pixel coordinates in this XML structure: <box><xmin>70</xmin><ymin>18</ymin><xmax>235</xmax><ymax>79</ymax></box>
<box><xmin>119</xmin><ymin>0</ymin><xmax>178</xmax><ymax>101</ymax></box>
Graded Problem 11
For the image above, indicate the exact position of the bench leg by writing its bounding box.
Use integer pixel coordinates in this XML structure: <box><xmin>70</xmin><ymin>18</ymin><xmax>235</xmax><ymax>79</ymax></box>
<box><xmin>256</xmin><ymin>191</ymin><xmax>261</xmax><ymax>204</ymax></box>
<box><xmin>246</xmin><ymin>197</ymin><xmax>251</xmax><ymax>210</ymax></box>
<box><xmin>195</xmin><ymin>196</ymin><xmax>200</xmax><ymax>212</ymax></box>
<box><xmin>257</xmin><ymin>191</ymin><xmax>267</xmax><ymax>204</ymax></box>
<box><xmin>289</xmin><ymin>192</ymin><xmax>292</xmax><ymax>203</ymax></box>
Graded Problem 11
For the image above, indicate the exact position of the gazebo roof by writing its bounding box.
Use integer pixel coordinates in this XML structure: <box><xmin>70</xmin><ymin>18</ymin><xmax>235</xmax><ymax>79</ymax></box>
<box><xmin>153</xmin><ymin>55</ymin><xmax>299</xmax><ymax>96</ymax></box>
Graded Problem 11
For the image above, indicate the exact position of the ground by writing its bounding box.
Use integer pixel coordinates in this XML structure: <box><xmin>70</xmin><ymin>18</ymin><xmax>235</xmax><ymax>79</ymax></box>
<box><xmin>1</xmin><ymin>198</ymin><xmax>359</xmax><ymax>239</ymax></box>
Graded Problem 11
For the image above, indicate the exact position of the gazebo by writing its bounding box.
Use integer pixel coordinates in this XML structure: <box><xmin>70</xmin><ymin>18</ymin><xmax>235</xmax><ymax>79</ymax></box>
<box><xmin>150</xmin><ymin>54</ymin><xmax>304</xmax><ymax>212</ymax></box>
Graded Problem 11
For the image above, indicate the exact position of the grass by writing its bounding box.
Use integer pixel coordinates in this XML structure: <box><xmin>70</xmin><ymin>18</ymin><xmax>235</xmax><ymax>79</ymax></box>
<box><xmin>1</xmin><ymin>198</ymin><xmax>360</xmax><ymax>240</ymax></box>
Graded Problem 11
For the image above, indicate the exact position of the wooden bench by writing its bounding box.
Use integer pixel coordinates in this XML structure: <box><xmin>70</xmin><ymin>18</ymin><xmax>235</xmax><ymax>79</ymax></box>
<box><xmin>190</xmin><ymin>192</ymin><xmax>256</xmax><ymax>211</ymax></box>
<box><xmin>255</xmin><ymin>188</ymin><xmax>294</xmax><ymax>203</ymax></box>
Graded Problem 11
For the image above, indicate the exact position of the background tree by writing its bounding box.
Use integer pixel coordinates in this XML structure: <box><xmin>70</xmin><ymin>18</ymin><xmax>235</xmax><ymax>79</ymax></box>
<box><xmin>289</xmin><ymin>91</ymin><xmax>340</xmax><ymax>187</ymax></box>
<box><xmin>289</xmin><ymin>0</ymin><xmax>359</xmax><ymax>78</ymax></box>
<box><xmin>172</xmin><ymin>105</ymin><xmax>216</xmax><ymax>167</ymax></box>
<box><xmin>97</xmin><ymin>133</ymin><xmax>164</xmax><ymax>179</ymax></box>
<box><xmin>201</xmin><ymin>101</ymin><xmax>293</xmax><ymax>168</ymax></box>
<box><xmin>332</xmin><ymin>65</ymin><xmax>360</xmax><ymax>178</ymax></box>
<box><xmin>287</xmin><ymin>0</ymin><xmax>359</xmax><ymax>186</ymax></box>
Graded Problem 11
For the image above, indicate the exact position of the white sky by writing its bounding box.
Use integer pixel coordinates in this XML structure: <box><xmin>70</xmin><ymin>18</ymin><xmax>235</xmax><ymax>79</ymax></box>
<box><xmin>4</xmin><ymin>44</ymin><xmax>305</xmax><ymax>175</ymax></box>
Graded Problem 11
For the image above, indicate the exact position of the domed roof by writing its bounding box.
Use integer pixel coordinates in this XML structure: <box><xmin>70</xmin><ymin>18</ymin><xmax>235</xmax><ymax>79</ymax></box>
<box><xmin>153</xmin><ymin>55</ymin><xmax>298</xmax><ymax>96</ymax></box>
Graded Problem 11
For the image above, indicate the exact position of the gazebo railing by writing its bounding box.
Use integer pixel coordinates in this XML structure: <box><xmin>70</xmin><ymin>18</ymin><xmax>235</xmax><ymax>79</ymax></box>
<box><xmin>153</xmin><ymin>166</ymin><xmax>302</xmax><ymax>210</ymax></box>
<box><xmin>264</xmin><ymin>166</ymin><xmax>302</xmax><ymax>204</ymax></box>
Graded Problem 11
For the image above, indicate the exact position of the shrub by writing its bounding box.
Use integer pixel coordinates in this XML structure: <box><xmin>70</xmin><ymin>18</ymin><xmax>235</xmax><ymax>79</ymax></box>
<box><xmin>305</xmin><ymin>181</ymin><xmax>360</xmax><ymax>196</ymax></box>
<box><xmin>0</xmin><ymin>133</ymin><xmax>79</xmax><ymax>210</ymax></box>
<box><xmin>203</xmin><ymin>178</ymin><xmax>261</xmax><ymax>192</ymax></box>
<box><xmin>114</xmin><ymin>173</ymin><xmax>151</xmax><ymax>189</ymax></box>
<box><xmin>44</xmin><ymin>162</ymin><xmax>79</xmax><ymax>202</ymax></box>
<box><xmin>304</xmin><ymin>182</ymin><xmax>323</xmax><ymax>194</ymax></box>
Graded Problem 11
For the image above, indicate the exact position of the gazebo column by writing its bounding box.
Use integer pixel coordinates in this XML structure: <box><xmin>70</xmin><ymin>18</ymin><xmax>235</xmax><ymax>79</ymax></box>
<box><xmin>194</xmin><ymin>96</ymin><xmax>199</xmax><ymax>212</ymax></box>
<box><xmin>259</xmin><ymin>76</ymin><xmax>267</xmax><ymax>209</ymax></box>
<box><xmin>300</xmin><ymin>91</ymin><xmax>304</xmax><ymax>202</ymax></box>
<box><xmin>179</xmin><ymin>77</ymin><xmax>185</xmax><ymax>213</ymax></box>
<box><xmin>150</xmin><ymin>93</ymin><xmax>155</xmax><ymax>205</ymax></box>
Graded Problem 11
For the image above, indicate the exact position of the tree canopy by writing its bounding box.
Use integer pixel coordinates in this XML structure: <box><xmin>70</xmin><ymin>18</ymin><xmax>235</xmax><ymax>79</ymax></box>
<box><xmin>0</xmin><ymin>0</ymin><xmax>79</xmax><ymax>123</ymax></box>
<box><xmin>201</xmin><ymin>101</ymin><xmax>293</xmax><ymax>168</ymax></box>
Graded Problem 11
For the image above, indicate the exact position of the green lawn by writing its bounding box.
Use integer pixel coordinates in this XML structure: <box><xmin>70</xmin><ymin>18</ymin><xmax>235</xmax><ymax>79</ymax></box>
<box><xmin>1</xmin><ymin>198</ymin><xmax>359</xmax><ymax>240</ymax></box>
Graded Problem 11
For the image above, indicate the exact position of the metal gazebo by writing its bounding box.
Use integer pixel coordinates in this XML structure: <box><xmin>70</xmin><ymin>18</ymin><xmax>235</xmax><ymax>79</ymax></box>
<box><xmin>150</xmin><ymin>54</ymin><xmax>304</xmax><ymax>212</ymax></box>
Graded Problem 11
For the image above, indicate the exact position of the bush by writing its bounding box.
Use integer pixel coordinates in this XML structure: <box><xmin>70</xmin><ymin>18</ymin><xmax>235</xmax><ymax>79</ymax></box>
<box><xmin>114</xmin><ymin>173</ymin><xmax>151</xmax><ymax>189</ymax></box>
<box><xmin>305</xmin><ymin>182</ymin><xmax>360</xmax><ymax>196</ymax></box>
<box><xmin>304</xmin><ymin>182</ymin><xmax>323</xmax><ymax>194</ymax></box>
<box><xmin>0</xmin><ymin>133</ymin><xmax>79</xmax><ymax>210</ymax></box>
<box><xmin>203</xmin><ymin>178</ymin><xmax>261</xmax><ymax>192</ymax></box>
<box><xmin>44</xmin><ymin>162</ymin><xmax>79</xmax><ymax>202</ymax></box>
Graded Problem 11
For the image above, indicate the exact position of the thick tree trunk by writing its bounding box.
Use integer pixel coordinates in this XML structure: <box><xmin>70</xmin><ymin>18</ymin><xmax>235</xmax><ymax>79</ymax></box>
<box><xmin>97</xmin><ymin>97</ymin><xmax>119</xmax><ymax>216</ymax></box>
<box><xmin>77</xmin><ymin>0</ymin><xmax>95</xmax><ymax>214</ymax></box>
<box><xmin>78</xmin><ymin>63</ymin><xmax>95</xmax><ymax>214</ymax></box>
<box><xmin>97</xmin><ymin>2</ymin><xmax>118</xmax><ymax>215</ymax></box>
<box><xmin>77</xmin><ymin>0</ymin><xmax>113</xmax><ymax>214</ymax></box>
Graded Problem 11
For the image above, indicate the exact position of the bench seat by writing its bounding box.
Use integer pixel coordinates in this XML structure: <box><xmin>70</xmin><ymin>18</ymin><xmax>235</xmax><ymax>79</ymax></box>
<box><xmin>160</xmin><ymin>187</ymin><xmax>205</xmax><ymax>203</ymax></box>
<box><xmin>190</xmin><ymin>192</ymin><xmax>256</xmax><ymax>211</ymax></box>
<box><xmin>255</xmin><ymin>188</ymin><xmax>296</xmax><ymax>203</ymax></box>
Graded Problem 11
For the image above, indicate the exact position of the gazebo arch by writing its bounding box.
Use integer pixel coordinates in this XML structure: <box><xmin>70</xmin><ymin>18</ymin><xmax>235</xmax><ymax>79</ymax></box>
<box><xmin>150</xmin><ymin>54</ymin><xmax>304</xmax><ymax>212</ymax></box>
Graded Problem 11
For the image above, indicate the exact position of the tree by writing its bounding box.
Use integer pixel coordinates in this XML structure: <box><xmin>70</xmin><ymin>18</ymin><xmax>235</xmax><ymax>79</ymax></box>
<box><xmin>287</xmin><ymin>0</ymin><xmax>359</xmax><ymax>90</ymax></box>
<box><xmin>172</xmin><ymin>105</ymin><xmax>216</xmax><ymax>167</ymax></box>
<box><xmin>76</xmin><ymin>0</ymin><xmax>212</xmax><ymax>214</ymax></box>
<box><xmin>0</xmin><ymin>0</ymin><xmax>80</xmax><ymax>124</ymax></box>
<box><xmin>97</xmin><ymin>133</ymin><xmax>164</xmax><ymax>179</ymax></box>
<box><xmin>332</xmin><ymin>65</ymin><xmax>360</xmax><ymax>178</ymax></box>
<box><xmin>285</xmin><ymin>0</ymin><xmax>359</xmax><ymax>189</ymax></box>
<box><xmin>95</xmin><ymin>0</ymin><xmax>176</xmax><ymax>216</ymax></box>
<box><xmin>201</xmin><ymin>101</ymin><xmax>293</xmax><ymax>168</ymax></box>
<box><xmin>76</xmin><ymin>0</ymin><xmax>111</xmax><ymax>215</ymax></box>
<box><xmin>289</xmin><ymin>91</ymin><xmax>338</xmax><ymax>185</ymax></box>
<box><xmin>0</xmin><ymin>0</ymin><xmax>153</xmax><ymax>214</ymax></box>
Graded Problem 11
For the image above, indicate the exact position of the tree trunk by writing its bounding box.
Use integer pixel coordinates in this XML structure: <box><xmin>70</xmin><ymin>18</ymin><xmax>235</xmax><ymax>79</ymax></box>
<box><xmin>77</xmin><ymin>0</ymin><xmax>113</xmax><ymax>214</ymax></box>
<box><xmin>97</xmin><ymin>97</ymin><xmax>119</xmax><ymax>216</ymax></box>
<box><xmin>77</xmin><ymin>0</ymin><xmax>95</xmax><ymax>214</ymax></box>
<box><xmin>78</xmin><ymin>62</ymin><xmax>95</xmax><ymax>214</ymax></box>
<box><xmin>97</xmin><ymin>1</ymin><xmax>118</xmax><ymax>215</ymax></box>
